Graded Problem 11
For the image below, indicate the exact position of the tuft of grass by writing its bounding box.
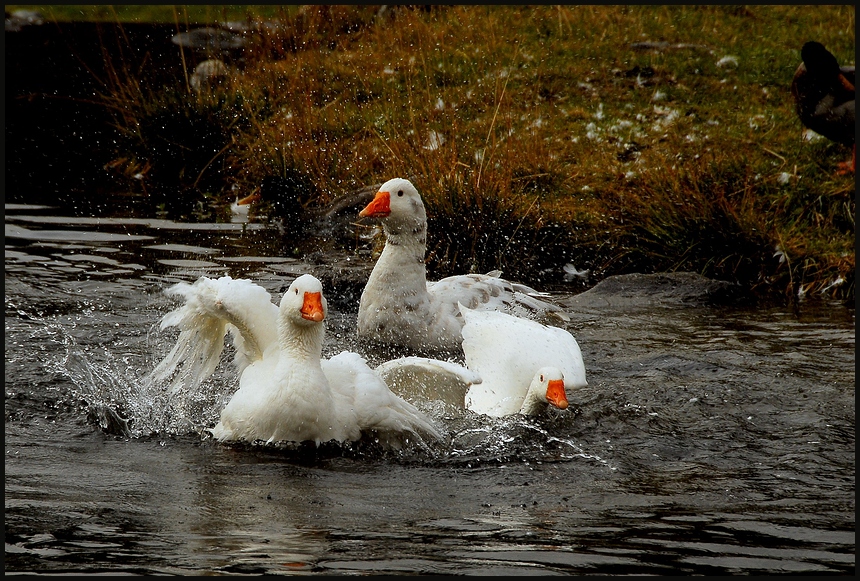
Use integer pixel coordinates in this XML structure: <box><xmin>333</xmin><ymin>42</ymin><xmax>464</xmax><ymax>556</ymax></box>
<box><xmin>100</xmin><ymin>73</ymin><xmax>261</xmax><ymax>213</ymax></box>
<box><xmin>61</xmin><ymin>5</ymin><xmax>857</xmax><ymax>303</ymax></box>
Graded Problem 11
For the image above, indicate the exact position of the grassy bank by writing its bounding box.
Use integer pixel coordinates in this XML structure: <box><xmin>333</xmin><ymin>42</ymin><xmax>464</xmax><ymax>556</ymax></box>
<box><xmin>13</xmin><ymin>5</ymin><xmax>855</xmax><ymax>304</ymax></box>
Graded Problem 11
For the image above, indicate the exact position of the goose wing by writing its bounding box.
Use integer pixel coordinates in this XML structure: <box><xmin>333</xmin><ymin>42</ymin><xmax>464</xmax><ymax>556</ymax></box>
<box><xmin>375</xmin><ymin>356</ymin><xmax>481</xmax><ymax>410</ymax></box>
<box><xmin>428</xmin><ymin>270</ymin><xmax>569</xmax><ymax>323</ymax></box>
<box><xmin>322</xmin><ymin>351</ymin><xmax>444</xmax><ymax>442</ymax></box>
<box><xmin>460</xmin><ymin>305</ymin><xmax>586</xmax><ymax>416</ymax></box>
<box><xmin>149</xmin><ymin>276</ymin><xmax>278</xmax><ymax>392</ymax></box>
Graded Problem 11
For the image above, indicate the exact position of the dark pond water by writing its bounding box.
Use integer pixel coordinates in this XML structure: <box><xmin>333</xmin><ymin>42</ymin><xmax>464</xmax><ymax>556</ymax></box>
<box><xmin>5</xmin><ymin>200</ymin><xmax>855</xmax><ymax>575</ymax></box>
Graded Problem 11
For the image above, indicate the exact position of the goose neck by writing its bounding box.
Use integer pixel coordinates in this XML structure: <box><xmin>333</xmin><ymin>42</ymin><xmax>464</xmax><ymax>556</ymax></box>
<box><xmin>519</xmin><ymin>389</ymin><xmax>544</xmax><ymax>417</ymax></box>
<box><xmin>381</xmin><ymin>219</ymin><xmax>427</xmax><ymax>263</ymax></box>
<box><xmin>279</xmin><ymin>319</ymin><xmax>324</xmax><ymax>362</ymax></box>
<box><xmin>384</xmin><ymin>216</ymin><xmax>426</xmax><ymax>247</ymax></box>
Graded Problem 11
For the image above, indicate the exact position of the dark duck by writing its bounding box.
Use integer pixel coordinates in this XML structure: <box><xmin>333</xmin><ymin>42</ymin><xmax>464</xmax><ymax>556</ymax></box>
<box><xmin>791</xmin><ymin>41</ymin><xmax>855</xmax><ymax>174</ymax></box>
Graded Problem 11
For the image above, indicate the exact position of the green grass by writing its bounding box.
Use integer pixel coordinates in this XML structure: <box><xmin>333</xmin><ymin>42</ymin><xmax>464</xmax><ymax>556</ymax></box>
<box><xmin>20</xmin><ymin>5</ymin><xmax>856</xmax><ymax>304</ymax></box>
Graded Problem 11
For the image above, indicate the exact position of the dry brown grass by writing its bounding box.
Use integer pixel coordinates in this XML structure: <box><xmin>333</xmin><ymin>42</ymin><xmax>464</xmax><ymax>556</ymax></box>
<box><xmin>98</xmin><ymin>5</ymin><xmax>854</xmax><ymax>303</ymax></box>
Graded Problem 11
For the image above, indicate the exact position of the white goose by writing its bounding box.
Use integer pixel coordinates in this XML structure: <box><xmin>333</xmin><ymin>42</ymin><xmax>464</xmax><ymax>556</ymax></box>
<box><xmin>374</xmin><ymin>304</ymin><xmax>587</xmax><ymax>418</ymax></box>
<box><xmin>357</xmin><ymin>177</ymin><xmax>568</xmax><ymax>351</ymax></box>
<box><xmin>229</xmin><ymin>189</ymin><xmax>261</xmax><ymax>222</ymax></box>
<box><xmin>459</xmin><ymin>304</ymin><xmax>588</xmax><ymax>417</ymax></box>
<box><xmin>147</xmin><ymin>274</ymin><xmax>444</xmax><ymax>446</ymax></box>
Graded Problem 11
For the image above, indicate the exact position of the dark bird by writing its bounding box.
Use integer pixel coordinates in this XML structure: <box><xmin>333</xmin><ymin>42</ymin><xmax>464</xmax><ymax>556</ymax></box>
<box><xmin>791</xmin><ymin>41</ymin><xmax>855</xmax><ymax>174</ymax></box>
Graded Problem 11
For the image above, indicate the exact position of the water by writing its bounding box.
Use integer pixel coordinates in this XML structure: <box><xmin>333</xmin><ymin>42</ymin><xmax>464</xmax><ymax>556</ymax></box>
<box><xmin>5</xmin><ymin>201</ymin><xmax>855</xmax><ymax>575</ymax></box>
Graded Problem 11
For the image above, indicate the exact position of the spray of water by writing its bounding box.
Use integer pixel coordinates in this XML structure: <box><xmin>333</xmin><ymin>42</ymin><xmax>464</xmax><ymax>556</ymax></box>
<box><xmin>41</xmin><ymin>321</ymin><xmax>231</xmax><ymax>439</ymax></box>
<box><xmin>35</xmin><ymin>317</ymin><xmax>611</xmax><ymax>468</ymax></box>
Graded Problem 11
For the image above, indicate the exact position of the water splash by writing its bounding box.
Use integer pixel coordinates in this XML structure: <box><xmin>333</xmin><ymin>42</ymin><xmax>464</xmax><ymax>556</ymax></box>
<box><xmin>42</xmin><ymin>321</ymin><xmax>230</xmax><ymax>439</ymax></box>
<box><xmin>39</xmin><ymin>319</ymin><xmax>607</xmax><ymax>467</ymax></box>
<box><xmin>443</xmin><ymin>412</ymin><xmax>616</xmax><ymax>469</ymax></box>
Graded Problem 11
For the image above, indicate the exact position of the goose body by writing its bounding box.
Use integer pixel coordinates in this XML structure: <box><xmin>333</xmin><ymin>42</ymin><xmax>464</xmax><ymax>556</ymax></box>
<box><xmin>149</xmin><ymin>274</ymin><xmax>442</xmax><ymax>446</ymax></box>
<box><xmin>791</xmin><ymin>41</ymin><xmax>855</xmax><ymax>173</ymax></box>
<box><xmin>357</xmin><ymin>177</ymin><xmax>568</xmax><ymax>351</ymax></box>
<box><xmin>460</xmin><ymin>305</ymin><xmax>587</xmax><ymax>417</ymax></box>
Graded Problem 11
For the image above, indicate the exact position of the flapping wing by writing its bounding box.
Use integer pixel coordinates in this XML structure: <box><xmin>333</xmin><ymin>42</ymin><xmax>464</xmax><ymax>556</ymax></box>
<box><xmin>147</xmin><ymin>276</ymin><xmax>278</xmax><ymax>392</ymax></box>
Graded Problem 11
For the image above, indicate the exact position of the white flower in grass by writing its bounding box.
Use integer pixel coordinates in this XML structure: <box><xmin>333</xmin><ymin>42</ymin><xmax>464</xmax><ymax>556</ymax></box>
<box><xmin>424</xmin><ymin>130</ymin><xmax>445</xmax><ymax>151</ymax></box>
<box><xmin>773</xmin><ymin>245</ymin><xmax>786</xmax><ymax>264</ymax></box>
<box><xmin>716</xmin><ymin>55</ymin><xmax>739</xmax><ymax>68</ymax></box>
<box><xmin>820</xmin><ymin>277</ymin><xmax>845</xmax><ymax>294</ymax></box>
<box><xmin>796</xmin><ymin>284</ymin><xmax>807</xmax><ymax>301</ymax></box>
<box><xmin>802</xmin><ymin>129</ymin><xmax>824</xmax><ymax>142</ymax></box>
<box><xmin>748</xmin><ymin>114</ymin><xmax>766</xmax><ymax>130</ymax></box>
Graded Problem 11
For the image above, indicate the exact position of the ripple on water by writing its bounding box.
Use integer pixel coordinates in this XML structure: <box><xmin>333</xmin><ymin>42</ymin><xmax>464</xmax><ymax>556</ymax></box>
<box><xmin>4</xmin><ymin>207</ymin><xmax>855</xmax><ymax>575</ymax></box>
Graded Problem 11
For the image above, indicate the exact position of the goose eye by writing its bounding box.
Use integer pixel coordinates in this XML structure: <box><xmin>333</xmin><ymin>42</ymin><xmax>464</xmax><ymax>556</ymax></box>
<box><xmin>540</xmin><ymin>374</ymin><xmax>545</xmax><ymax>382</ymax></box>
<box><xmin>294</xmin><ymin>288</ymin><xmax>299</xmax><ymax>295</ymax></box>
<box><xmin>397</xmin><ymin>190</ymin><xmax>404</xmax><ymax>197</ymax></box>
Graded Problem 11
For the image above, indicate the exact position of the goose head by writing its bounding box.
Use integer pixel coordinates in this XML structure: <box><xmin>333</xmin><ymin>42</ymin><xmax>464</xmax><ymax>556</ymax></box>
<box><xmin>359</xmin><ymin>177</ymin><xmax>427</xmax><ymax>233</ymax></box>
<box><xmin>800</xmin><ymin>41</ymin><xmax>844</xmax><ymax>83</ymax></box>
<box><xmin>520</xmin><ymin>366</ymin><xmax>570</xmax><ymax>416</ymax></box>
<box><xmin>280</xmin><ymin>274</ymin><xmax>327</xmax><ymax>328</ymax></box>
<box><xmin>231</xmin><ymin>189</ymin><xmax>261</xmax><ymax>218</ymax></box>
<box><xmin>791</xmin><ymin>41</ymin><xmax>855</xmax><ymax>174</ymax></box>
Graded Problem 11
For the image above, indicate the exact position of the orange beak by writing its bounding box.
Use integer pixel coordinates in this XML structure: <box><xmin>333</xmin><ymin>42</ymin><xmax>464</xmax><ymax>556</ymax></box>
<box><xmin>236</xmin><ymin>190</ymin><xmax>261</xmax><ymax>205</ymax></box>
<box><xmin>300</xmin><ymin>291</ymin><xmax>325</xmax><ymax>322</ymax></box>
<box><xmin>545</xmin><ymin>379</ymin><xmax>568</xmax><ymax>410</ymax></box>
<box><xmin>359</xmin><ymin>190</ymin><xmax>391</xmax><ymax>218</ymax></box>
